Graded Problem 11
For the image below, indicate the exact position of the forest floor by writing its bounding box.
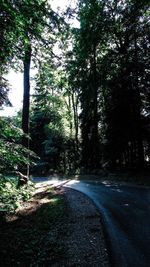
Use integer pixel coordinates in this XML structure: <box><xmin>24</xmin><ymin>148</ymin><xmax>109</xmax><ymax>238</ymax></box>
<box><xmin>0</xmin><ymin>184</ymin><xmax>110</xmax><ymax>267</ymax></box>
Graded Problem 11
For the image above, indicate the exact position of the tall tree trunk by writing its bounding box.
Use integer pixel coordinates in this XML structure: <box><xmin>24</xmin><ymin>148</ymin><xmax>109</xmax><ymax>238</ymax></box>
<box><xmin>134</xmin><ymin>30</ymin><xmax>144</xmax><ymax>169</ymax></box>
<box><xmin>71</xmin><ymin>92</ymin><xmax>79</xmax><ymax>151</ymax></box>
<box><xmin>91</xmin><ymin>43</ymin><xmax>100</xmax><ymax>169</ymax></box>
<box><xmin>22</xmin><ymin>41</ymin><xmax>31</xmax><ymax>178</ymax></box>
<box><xmin>68</xmin><ymin>94</ymin><xmax>73</xmax><ymax>139</ymax></box>
<box><xmin>81</xmin><ymin>44</ymin><xmax>100</xmax><ymax>170</ymax></box>
<box><xmin>22</xmin><ymin>42</ymin><xmax>31</xmax><ymax>147</ymax></box>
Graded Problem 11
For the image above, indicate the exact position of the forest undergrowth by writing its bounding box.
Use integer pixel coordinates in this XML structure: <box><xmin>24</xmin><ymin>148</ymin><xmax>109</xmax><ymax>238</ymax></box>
<box><xmin>0</xmin><ymin>185</ymin><xmax>68</xmax><ymax>267</ymax></box>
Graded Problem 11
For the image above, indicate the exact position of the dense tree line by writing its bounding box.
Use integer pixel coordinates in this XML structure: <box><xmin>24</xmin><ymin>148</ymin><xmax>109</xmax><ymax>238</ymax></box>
<box><xmin>0</xmin><ymin>0</ymin><xmax>150</xmax><ymax>177</ymax></box>
<box><xmin>68</xmin><ymin>0</ymin><xmax>150</xmax><ymax>171</ymax></box>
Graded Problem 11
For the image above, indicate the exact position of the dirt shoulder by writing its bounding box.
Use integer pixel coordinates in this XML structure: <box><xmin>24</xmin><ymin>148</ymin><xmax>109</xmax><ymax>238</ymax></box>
<box><xmin>63</xmin><ymin>187</ymin><xmax>110</xmax><ymax>266</ymax></box>
<box><xmin>0</xmin><ymin>185</ymin><xmax>110</xmax><ymax>267</ymax></box>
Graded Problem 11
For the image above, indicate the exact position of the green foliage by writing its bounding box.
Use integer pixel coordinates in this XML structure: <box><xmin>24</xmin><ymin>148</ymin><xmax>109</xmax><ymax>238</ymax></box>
<box><xmin>0</xmin><ymin>0</ymin><xmax>51</xmax><ymax>69</ymax></box>
<box><xmin>0</xmin><ymin>117</ymin><xmax>22</xmax><ymax>142</ymax></box>
<box><xmin>0</xmin><ymin>117</ymin><xmax>38</xmax><ymax>174</ymax></box>
<box><xmin>0</xmin><ymin>176</ymin><xmax>34</xmax><ymax>213</ymax></box>
<box><xmin>0</xmin><ymin>77</ymin><xmax>12</xmax><ymax>108</ymax></box>
<box><xmin>30</xmin><ymin>49</ymin><xmax>79</xmax><ymax>173</ymax></box>
<box><xmin>69</xmin><ymin>0</ymin><xmax>150</xmax><ymax>170</ymax></box>
<box><xmin>1</xmin><ymin>0</ymin><xmax>150</xmax><ymax>174</ymax></box>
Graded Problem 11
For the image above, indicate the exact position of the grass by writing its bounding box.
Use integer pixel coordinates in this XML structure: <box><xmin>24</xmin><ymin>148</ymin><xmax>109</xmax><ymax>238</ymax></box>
<box><xmin>0</xmin><ymin>186</ymin><xmax>68</xmax><ymax>267</ymax></box>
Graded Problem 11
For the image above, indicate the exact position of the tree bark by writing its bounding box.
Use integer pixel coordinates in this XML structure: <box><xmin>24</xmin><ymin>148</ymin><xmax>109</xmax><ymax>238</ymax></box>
<box><xmin>71</xmin><ymin>92</ymin><xmax>79</xmax><ymax>151</ymax></box>
<box><xmin>22</xmin><ymin>42</ymin><xmax>31</xmax><ymax>148</ymax></box>
<box><xmin>134</xmin><ymin>30</ymin><xmax>144</xmax><ymax>169</ymax></box>
<box><xmin>91</xmin><ymin>43</ymin><xmax>100</xmax><ymax>168</ymax></box>
<box><xmin>21</xmin><ymin>41</ymin><xmax>31</xmax><ymax>179</ymax></box>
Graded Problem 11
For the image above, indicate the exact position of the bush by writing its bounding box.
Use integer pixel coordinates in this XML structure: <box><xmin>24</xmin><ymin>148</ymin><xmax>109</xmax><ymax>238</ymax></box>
<box><xmin>0</xmin><ymin>176</ymin><xmax>34</xmax><ymax>213</ymax></box>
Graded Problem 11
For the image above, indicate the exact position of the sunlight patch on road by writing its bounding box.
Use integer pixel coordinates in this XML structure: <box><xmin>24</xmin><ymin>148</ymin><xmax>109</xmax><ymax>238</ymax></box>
<box><xmin>34</xmin><ymin>180</ymin><xmax>60</xmax><ymax>188</ymax></box>
<box><xmin>66</xmin><ymin>179</ymin><xmax>80</xmax><ymax>186</ymax></box>
<box><xmin>124</xmin><ymin>203</ymin><xmax>129</xmax><ymax>207</ymax></box>
<box><xmin>102</xmin><ymin>181</ymin><xmax>112</xmax><ymax>186</ymax></box>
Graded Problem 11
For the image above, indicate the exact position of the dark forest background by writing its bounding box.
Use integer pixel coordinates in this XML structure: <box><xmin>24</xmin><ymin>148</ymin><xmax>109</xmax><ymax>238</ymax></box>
<box><xmin>0</xmin><ymin>0</ymin><xmax>150</xmax><ymax>179</ymax></box>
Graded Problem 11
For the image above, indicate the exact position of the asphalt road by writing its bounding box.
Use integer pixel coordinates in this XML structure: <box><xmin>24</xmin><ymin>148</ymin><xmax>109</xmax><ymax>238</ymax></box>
<box><xmin>65</xmin><ymin>180</ymin><xmax>150</xmax><ymax>267</ymax></box>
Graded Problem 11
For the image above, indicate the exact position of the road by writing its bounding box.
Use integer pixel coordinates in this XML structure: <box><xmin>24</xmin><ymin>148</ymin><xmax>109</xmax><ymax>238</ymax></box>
<box><xmin>65</xmin><ymin>180</ymin><xmax>150</xmax><ymax>267</ymax></box>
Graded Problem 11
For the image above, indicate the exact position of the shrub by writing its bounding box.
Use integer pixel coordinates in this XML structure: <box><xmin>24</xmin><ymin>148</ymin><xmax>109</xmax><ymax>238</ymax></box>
<box><xmin>0</xmin><ymin>176</ymin><xmax>34</xmax><ymax>213</ymax></box>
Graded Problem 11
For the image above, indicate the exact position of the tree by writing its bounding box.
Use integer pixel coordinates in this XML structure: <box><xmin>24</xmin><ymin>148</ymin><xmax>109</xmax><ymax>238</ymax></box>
<box><xmin>14</xmin><ymin>0</ymin><xmax>49</xmax><ymax>148</ymax></box>
<box><xmin>0</xmin><ymin>77</ymin><xmax>11</xmax><ymax>108</ymax></box>
<box><xmin>30</xmin><ymin>61</ymin><xmax>68</xmax><ymax>173</ymax></box>
<box><xmin>68</xmin><ymin>0</ymin><xmax>150</xmax><ymax>171</ymax></box>
<box><xmin>70</xmin><ymin>0</ymin><xmax>106</xmax><ymax>170</ymax></box>
<box><xmin>0</xmin><ymin>117</ymin><xmax>37</xmax><ymax>175</ymax></box>
<box><xmin>1</xmin><ymin>0</ymin><xmax>150</xmax><ymax>177</ymax></box>
<box><xmin>96</xmin><ymin>0</ymin><xmax>150</xmax><ymax>169</ymax></box>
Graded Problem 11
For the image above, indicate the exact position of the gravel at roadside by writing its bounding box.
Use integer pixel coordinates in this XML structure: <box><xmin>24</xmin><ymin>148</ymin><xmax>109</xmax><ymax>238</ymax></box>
<box><xmin>59</xmin><ymin>187</ymin><xmax>111</xmax><ymax>267</ymax></box>
<box><xmin>0</xmin><ymin>183</ymin><xmax>111</xmax><ymax>267</ymax></box>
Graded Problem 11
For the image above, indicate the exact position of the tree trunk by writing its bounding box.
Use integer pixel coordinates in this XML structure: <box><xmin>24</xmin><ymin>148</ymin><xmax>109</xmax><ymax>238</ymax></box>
<box><xmin>68</xmin><ymin>94</ymin><xmax>73</xmax><ymax>139</ymax></box>
<box><xmin>22</xmin><ymin>41</ymin><xmax>31</xmax><ymax>179</ymax></box>
<box><xmin>22</xmin><ymin>42</ymin><xmax>31</xmax><ymax>147</ymax></box>
<box><xmin>71</xmin><ymin>92</ymin><xmax>79</xmax><ymax>152</ymax></box>
<box><xmin>90</xmin><ymin>43</ymin><xmax>100</xmax><ymax>169</ymax></box>
<box><xmin>134</xmin><ymin>30</ymin><xmax>144</xmax><ymax>169</ymax></box>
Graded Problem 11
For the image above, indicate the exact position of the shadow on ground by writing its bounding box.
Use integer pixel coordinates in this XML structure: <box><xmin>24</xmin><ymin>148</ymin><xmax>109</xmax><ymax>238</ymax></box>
<box><xmin>0</xmin><ymin>188</ymin><xmax>68</xmax><ymax>267</ymax></box>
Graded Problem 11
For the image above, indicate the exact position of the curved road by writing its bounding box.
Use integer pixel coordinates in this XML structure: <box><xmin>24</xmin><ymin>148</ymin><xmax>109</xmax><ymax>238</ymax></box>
<box><xmin>65</xmin><ymin>180</ymin><xmax>150</xmax><ymax>267</ymax></box>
